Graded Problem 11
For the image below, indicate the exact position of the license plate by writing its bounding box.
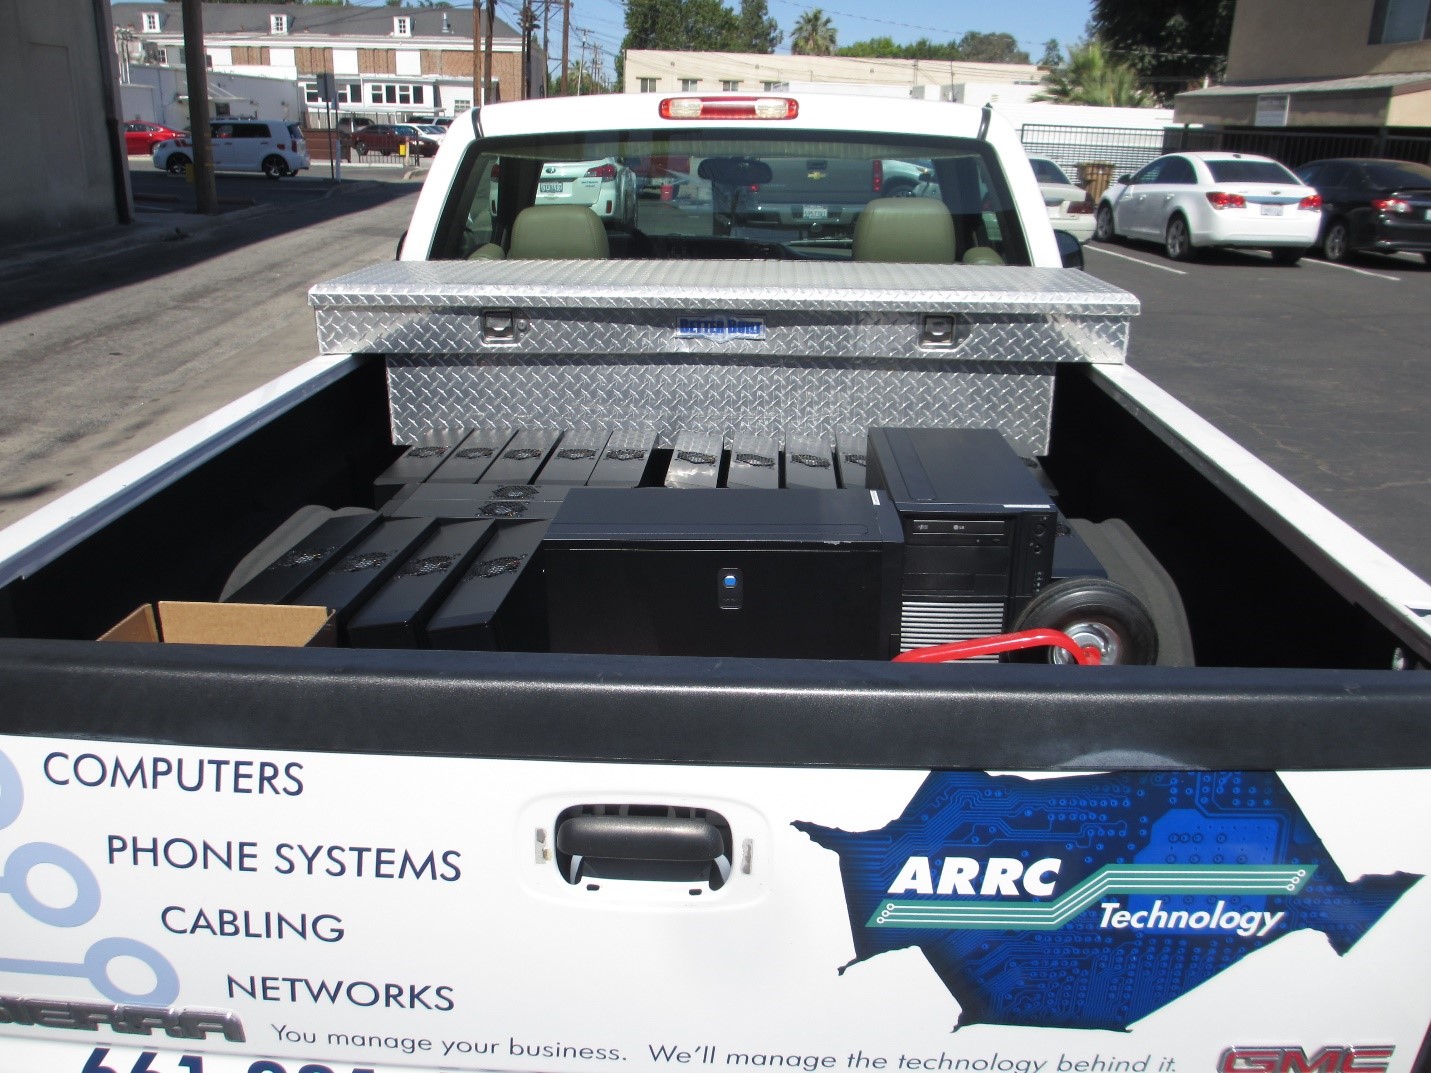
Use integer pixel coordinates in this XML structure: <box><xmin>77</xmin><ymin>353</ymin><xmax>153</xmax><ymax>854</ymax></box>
<box><xmin>1260</xmin><ymin>204</ymin><xmax>1283</xmax><ymax>216</ymax></box>
<box><xmin>538</xmin><ymin>182</ymin><xmax>564</xmax><ymax>194</ymax></box>
<box><xmin>801</xmin><ymin>205</ymin><xmax>828</xmax><ymax>220</ymax></box>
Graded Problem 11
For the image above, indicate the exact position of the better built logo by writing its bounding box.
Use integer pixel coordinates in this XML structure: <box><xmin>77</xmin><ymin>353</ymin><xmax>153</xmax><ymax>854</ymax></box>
<box><xmin>794</xmin><ymin>772</ymin><xmax>1419</xmax><ymax>1032</ymax></box>
<box><xmin>676</xmin><ymin>315</ymin><xmax>765</xmax><ymax>341</ymax></box>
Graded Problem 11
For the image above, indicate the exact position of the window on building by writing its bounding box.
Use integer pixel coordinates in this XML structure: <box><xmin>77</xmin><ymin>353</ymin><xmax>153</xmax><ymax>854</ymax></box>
<box><xmin>721</xmin><ymin>80</ymin><xmax>740</xmax><ymax>91</ymax></box>
<box><xmin>679</xmin><ymin>78</ymin><xmax>700</xmax><ymax>91</ymax></box>
<box><xmin>304</xmin><ymin>81</ymin><xmax>361</xmax><ymax>106</ymax></box>
<box><xmin>153</xmin><ymin>47</ymin><xmax>169</xmax><ymax>64</ymax></box>
<box><xmin>270</xmin><ymin>14</ymin><xmax>289</xmax><ymax>34</ymax></box>
<box><xmin>141</xmin><ymin>11</ymin><xmax>160</xmax><ymax>32</ymax></box>
<box><xmin>214</xmin><ymin>103</ymin><xmax>232</xmax><ymax>117</ymax></box>
<box><xmin>454</xmin><ymin>98</ymin><xmax>471</xmax><ymax>112</ymax></box>
<box><xmin>762</xmin><ymin>80</ymin><xmax>787</xmax><ymax>91</ymax></box>
<box><xmin>393</xmin><ymin>16</ymin><xmax>412</xmax><ymax>37</ymax></box>
<box><xmin>369</xmin><ymin>82</ymin><xmax>427</xmax><ymax>105</ymax></box>
<box><xmin>1370</xmin><ymin>0</ymin><xmax>1431</xmax><ymax>42</ymax></box>
<box><xmin>638</xmin><ymin>78</ymin><xmax>658</xmax><ymax>93</ymax></box>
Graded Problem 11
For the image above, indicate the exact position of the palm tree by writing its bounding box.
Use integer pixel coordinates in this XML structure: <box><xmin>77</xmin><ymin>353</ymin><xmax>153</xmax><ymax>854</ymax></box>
<box><xmin>790</xmin><ymin>8</ymin><xmax>836</xmax><ymax>56</ymax></box>
<box><xmin>1033</xmin><ymin>40</ymin><xmax>1150</xmax><ymax>107</ymax></box>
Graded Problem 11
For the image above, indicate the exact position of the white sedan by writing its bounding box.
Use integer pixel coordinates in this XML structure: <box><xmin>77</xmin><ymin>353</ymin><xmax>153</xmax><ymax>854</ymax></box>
<box><xmin>1028</xmin><ymin>157</ymin><xmax>1096</xmax><ymax>242</ymax></box>
<box><xmin>534</xmin><ymin>157</ymin><xmax>638</xmax><ymax>227</ymax></box>
<box><xmin>1094</xmin><ymin>151</ymin><xmax>1322</xmax><ymax>264</ymax></box>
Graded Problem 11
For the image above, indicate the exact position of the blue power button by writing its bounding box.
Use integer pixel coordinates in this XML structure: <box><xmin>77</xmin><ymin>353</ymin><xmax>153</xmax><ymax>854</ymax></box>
<box><xmin>717</xmin><ymin>567</ymin><xmax>743</xmax><ymax>610</ymax></box>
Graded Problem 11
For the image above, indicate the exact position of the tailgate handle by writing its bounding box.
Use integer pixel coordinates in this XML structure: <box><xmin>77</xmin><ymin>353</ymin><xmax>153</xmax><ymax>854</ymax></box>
<box><xmin>554</xmin><ymin>812</ymin><xmax>732</xmax><ymax>889</ymax></box>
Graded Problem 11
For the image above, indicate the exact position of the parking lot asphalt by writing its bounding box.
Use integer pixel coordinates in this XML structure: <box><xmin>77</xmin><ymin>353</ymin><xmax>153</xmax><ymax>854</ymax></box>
<box><xmin>1080</xmin><ymin>236</ymin><xmax>1430</xmax><ymax>584</ymax></box>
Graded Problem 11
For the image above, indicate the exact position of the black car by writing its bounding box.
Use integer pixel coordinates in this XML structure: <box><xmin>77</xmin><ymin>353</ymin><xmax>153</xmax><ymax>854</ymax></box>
<box><xmin>1294</xmin><ymin>157</ymin><xmax>1431</xmax><ymax>264</ymax></box>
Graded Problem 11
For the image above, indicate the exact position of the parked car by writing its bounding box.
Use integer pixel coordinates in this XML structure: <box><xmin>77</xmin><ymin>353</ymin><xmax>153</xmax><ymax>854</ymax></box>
<box><xmin>1028</xmin><ymin>156</ymin><xmax>1096</xmax><ymax>242</ymax></box>
<box><xmin>535</xmin><ymin>157</ymin><xmax>639</xmax><ymax>226</ymax></box>
<box><xmin>1094</xmin><ymin>151</ymin><xmax>1322</xmax><ymax>264</ymax></box>
<box><xmin>1293</xmin><ymin>157</ymin><xmax>1431</xmax><ymax>264</ymax></box>
<box><xmin>347</xmin><ymin>124</ymin><xmax>439</xmax><ymax>157</ymax></box>
<box><xmin>413</xmin><ymin>123</ymin><xmax>448</xmax><ymax>145</ymax></box>
<box><xmin>151</xmin><ymin>119</ymin><xmax>309</xmax><ymax>179</ymax></box>
<box><xmin>123</xmin><ymin>121</ymin><xmax>183</xmax><ymax>155</ymax></box>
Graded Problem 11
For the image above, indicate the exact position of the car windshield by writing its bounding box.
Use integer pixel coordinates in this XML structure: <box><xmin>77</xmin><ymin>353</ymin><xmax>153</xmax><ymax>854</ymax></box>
<box><xmin>1030</xmin><ymin>158</ymin><xmax>1071</xmax><ymax>185</ymax></box>
<box><xmin>431</xmin><ymin>129</ymin><xmax>1028</xmax><ymax>263</ymax></box>
<box><xmin>1363</xmin><ymin>161</ymin><xmax>1431</xmax><ymax>189</ymax></box>
<box><xmin>1205</xmin><ymin>159</ymin><xmax>1300</xmax><ymax>184</ymax></box>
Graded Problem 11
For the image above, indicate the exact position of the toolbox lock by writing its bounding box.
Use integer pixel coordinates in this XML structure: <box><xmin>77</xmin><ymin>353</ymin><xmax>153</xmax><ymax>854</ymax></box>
<box><xmin>920</xmin><ymin>315</ymin><xmax>958</xmax><ymax>349</ymax></box>
<box><xmin>553</xmin><ymin>804</ymin><xmax>733</xmax><ymax>890</ymax></box>
<box><xmin>481</xmin><ymin>308</ymin><xmax>523</xmax><ymax>343</ymax></box>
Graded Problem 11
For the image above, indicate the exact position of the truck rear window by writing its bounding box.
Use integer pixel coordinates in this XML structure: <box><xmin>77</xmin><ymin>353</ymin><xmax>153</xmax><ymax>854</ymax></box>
<box><xmin>430</xmin><ymin>130</ymin><xmax>1029</xmax><ymax>264</ymax></box>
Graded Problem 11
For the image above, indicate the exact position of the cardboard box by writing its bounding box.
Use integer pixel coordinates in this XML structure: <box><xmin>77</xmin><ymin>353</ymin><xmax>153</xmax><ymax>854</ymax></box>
<box><xmin>100</xmin><ymin>602</ymin><xmax>336</xmax><ymax>647</ymax></box>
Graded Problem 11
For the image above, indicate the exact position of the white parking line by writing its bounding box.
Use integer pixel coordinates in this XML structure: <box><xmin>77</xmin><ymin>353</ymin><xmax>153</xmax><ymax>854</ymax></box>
<box><xmin>1085</xmin><ymin>245</ymin><xmax>1188</xmax><ymax>275</ymax></box>
<box><xmin>1303</xmin><ymin>259</ymin><xmax>1401</xmax><ymax>282</ymax></box>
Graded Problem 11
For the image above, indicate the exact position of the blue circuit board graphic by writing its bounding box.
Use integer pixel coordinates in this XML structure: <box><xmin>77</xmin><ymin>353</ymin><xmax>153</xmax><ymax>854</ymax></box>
<box><xmin>794</xmin><ymin>771</ymin><xmax>1419</xmax><ymax>1031</ymax></box>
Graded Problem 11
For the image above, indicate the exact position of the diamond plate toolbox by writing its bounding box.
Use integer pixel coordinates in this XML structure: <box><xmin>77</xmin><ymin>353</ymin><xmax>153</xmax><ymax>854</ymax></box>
<box><xmin>307</xmin><ymin>261</ymin><xmax>1139</xmax><ymax>454</ymax></box>
<box><xmin>308</xmin><ymin>261</ymin><xmax>1137</xmax><ymax>363</ymax></box>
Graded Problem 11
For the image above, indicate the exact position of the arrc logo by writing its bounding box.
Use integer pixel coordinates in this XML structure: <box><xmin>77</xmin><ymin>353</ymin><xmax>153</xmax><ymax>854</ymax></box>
<box><xmin>1218</xmin><ymin>1047</ymin><xmax>1394</xmax><ymax>1073</ymax></box>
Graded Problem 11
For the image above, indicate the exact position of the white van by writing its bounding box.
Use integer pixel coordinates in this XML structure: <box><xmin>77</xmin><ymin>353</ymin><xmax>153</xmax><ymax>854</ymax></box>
<box><xmin>151</xmin><ymin>119</ymin><xmax>310</xmax><ymax>179</ymax></box>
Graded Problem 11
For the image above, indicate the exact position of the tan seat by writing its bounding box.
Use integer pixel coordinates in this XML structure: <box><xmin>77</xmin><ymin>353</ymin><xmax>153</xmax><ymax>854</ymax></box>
<box><xmin>852</xmin><ymin>198</ymin><xmax>956</xmax><ymax>263</ymax></box>
<box><xmin>961</xmin><ymin>246</ymin><xmax>1005</xmax><ymax>265</ymax></box>
<box><xmin>508</xmin><ymin>205</ymin><xmax>609</xmax><ymax>259</ymax></box>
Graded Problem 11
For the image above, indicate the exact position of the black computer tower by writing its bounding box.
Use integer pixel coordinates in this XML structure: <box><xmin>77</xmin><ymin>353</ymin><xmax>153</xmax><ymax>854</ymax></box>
<box><xmin>543</xmin><ymin>487</ymin><xmax>904</xmax><ymax>660</ymax></box>
<box><xmin>865</xmin><ymin>427</ymin><xmax>1058</xmax><ymax>652</ymax></box>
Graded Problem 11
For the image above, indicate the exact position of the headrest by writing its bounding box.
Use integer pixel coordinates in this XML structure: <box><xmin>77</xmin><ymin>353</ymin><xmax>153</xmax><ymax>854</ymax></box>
<box><xmin>509</xmin><ymin>205</ymin><xmax>609</xmax><ymax>259</ymax></box>
<box><xmin>852</xmin><ymin>198</ymin><xmax>956</xmax><ymax>263</ymax></box>
<box><xmin>961</xmin><ymin>246</ymin><xmax>1006</xmax><ymax>265</ymax></box>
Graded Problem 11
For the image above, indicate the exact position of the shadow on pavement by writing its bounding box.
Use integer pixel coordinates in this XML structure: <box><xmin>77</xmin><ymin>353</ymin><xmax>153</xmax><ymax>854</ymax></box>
<box><xmin>0</xmin><ymin>175</ymin><xmax>421</xmax><ymax>324</ymax></box>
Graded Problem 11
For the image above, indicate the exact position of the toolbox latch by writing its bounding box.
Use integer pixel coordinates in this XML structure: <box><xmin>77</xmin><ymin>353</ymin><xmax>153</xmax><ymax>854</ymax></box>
<box><xmin>481</xmin><ymin>308</ymin><xmax>523</xmax><ymax>344</ymax></box>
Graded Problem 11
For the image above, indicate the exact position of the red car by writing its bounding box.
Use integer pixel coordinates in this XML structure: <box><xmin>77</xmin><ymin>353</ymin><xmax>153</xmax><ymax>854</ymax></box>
<box><xmin>123</xmin><ymin>121</ymin><xmax>184</xmax><ymax>155</ymax></box>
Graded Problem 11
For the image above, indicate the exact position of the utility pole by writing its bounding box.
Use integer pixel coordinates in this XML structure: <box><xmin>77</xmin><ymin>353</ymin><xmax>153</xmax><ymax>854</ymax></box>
<box><xmin>179</xmin><ymin>0</ymin><xmax>218</xmax><ymax>214</ymax></box>
<box><xmin>560</xmin><ymin>0</ymin><xmax>570</xmax><ymax>95</ymax></box>
<box><xmin>542</xmin><ymin>0</ymin><xmax>550</xmax><ymax>95</ymax></box>
<box><xmin>520</xmin><ymin>0</ymin><xmax>535</xmax><ymax>99</ymax></box>
<box><xmin>578</xmin><ymin>31</ymin><xmax>588</xmax><ymax>96</ymax></box>
<box><xmin>471</xmin><ymin>1</ymin><xmax>482</xmax><ymax>108</ymax></box>
<box><xmin>483</xmin><ymin>0</ymin><xmax>496</xmax><ymax>103</ymax></box>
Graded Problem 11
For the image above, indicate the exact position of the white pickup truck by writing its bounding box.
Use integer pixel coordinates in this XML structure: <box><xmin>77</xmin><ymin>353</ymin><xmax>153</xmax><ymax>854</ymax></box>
<box><xmin>1</xmin><ymin>93</ymin><xmax>1429</xmax><ymax>1073</ymax></box>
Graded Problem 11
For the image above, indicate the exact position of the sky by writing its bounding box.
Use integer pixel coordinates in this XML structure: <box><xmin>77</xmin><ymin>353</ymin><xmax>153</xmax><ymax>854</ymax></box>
<box><xmin>541</xmin><ymin>0</ymin><xmax>1095</xmax><ymax>76</ymax></box>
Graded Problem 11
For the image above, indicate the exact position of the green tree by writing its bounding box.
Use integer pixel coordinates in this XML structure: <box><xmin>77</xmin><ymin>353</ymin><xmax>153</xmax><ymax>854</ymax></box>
<box><xmin>954</xmin><ymin>31</ymin><xmax>1028</xmax><ymax>64</ymax></box>
<box><xmin>1033</xmin><ymin>40</ymin><xmax>1151</xmax><ymax>106</ymax></box>
<box><xmin>1090</xmin><ymin>0</ymin><xmax>1233</xmax><ymax>102</ymax></box>
<box><xmin>790</xmin><ymin>8</ymin><xmax>836</xmax><ymax>55</ymax></box>
<box><xmin>736</xmin><ymin>0</ymin><xmax>781</xmax><ymax>52</ymax></box>
<box><xmin>836</xmin><ymin>36</ymin><xmax>904</xmax><ymax>58</ymax></box>
<box><xmin>620</xmin><ymin>0</ymin><xmax>741</xmax><ymax>57</ymax></box>
<box><xmin>1039</xmin><ymin>38</ymin><xmax>1062</xmax><ymax>67</ymax></box>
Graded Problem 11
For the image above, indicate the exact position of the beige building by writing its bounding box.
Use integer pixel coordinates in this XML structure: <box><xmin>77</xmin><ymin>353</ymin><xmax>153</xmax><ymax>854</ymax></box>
<box><xmin>1175</xmin><ymin>0</ymin><xmax>1431</xmax><ymax>131</ymax></box>
<box><xmin>622</xmin><ymin>50</ymin><xmax>1040</xmax><ymax>97</ymax></box>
